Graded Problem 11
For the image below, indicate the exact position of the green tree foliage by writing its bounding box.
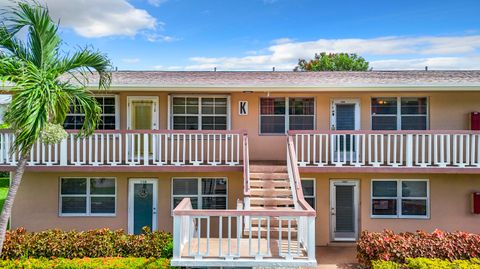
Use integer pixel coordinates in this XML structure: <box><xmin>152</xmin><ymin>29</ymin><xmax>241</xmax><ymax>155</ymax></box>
<box><xmin>294</xmin><ymin>52</ymin><xmax>370</xmax><ymax>71</ymax></box>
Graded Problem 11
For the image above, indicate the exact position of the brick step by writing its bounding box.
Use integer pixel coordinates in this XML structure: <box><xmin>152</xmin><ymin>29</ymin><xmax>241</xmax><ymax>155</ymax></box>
<box><xmin>249</xmin><ymin>165</ymin><xmax>288</xmax><ymax>173</ymax></box>
<box><xmin>249</xmin><ymin>188</ymin><xmax>292</xmax><ymax>197</ymax></box>
<box><xmin>249</xmin><ymin>180</ymin><xmax>291</xmax><ymax>188</ymax></box>
<box><xmin>249</xmin><ymin>197</ymin><xmax>294</xmax><ymax>206</ymax></box>
<box><xmin>249</xmin><ymin>172</ymin><xmax>289</xmax><ymax>180</ymax></box>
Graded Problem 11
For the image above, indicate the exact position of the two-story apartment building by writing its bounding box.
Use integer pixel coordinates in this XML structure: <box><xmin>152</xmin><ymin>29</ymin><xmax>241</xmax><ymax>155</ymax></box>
<box><xmin>2</xmin><ymin>71</ymin><xmax>480</xmax><ymax>267</ymax></box>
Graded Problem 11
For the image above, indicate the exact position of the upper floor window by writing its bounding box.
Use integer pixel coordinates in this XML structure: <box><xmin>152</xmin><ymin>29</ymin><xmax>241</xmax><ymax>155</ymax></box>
<box><xmin>371</xmin><ymin>179</ymin><xmax>429</xmax><ymax>219</ymax></box>
<box><xmin>371</xmin><ymin>97</ymin><xmax>428</xmax><ymax>130</ymax></box>
<box><xmin>60</xmin><ymin>177</ymin><xmax>116</xmax><ymax>216</ymax></box>
<box><xmin>172</xmin><ymin>177</ymin><xmax>227</xmax><ymax>210</ymax></box>
<box><xmin>171</xmin><ymin>96</ymin><xmax>229</xmax><ymax>130</ymax></box>
<box><xmin>260</xmin><ymin>97</ymin><xmax>315</xmax><ymax>134</ymax></box>
<box><xmin>64</xmin><ymin>96</ymin><xmax>118</xmax><ymax>130</ymax></box>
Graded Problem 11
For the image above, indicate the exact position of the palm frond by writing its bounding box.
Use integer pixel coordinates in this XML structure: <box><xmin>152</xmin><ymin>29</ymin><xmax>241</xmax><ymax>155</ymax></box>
<box><xmin>56</xmin><ymin>47</ymin><xmax>112</xmax><ymax>90</ymax></box>
<box><xmin>61</xmin><ymin>86</ymin><xmax>101</xmax><ymax>136</ymax></box>
<box><xmin>7</xmin><ymin>1</ymin><xmax>61</xmax><ymax>70</ymax></box>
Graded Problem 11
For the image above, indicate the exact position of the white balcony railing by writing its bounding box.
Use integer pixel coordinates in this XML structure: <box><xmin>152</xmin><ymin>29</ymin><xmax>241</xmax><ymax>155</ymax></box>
<box><xmin>172</xmin><ymin>133</ymin><xmax>317</xmax><ymax>268</ymax></box>
<box><xmin>290</xmin><ymin>130</ymin><xmax>480</xmax><ymax>169</ymax></box>
<box><xmin>0</xmin><ymin>130</ymin><xmax>246</xmax><ymax>167</ymax></box>
<box><xmin>171</xmin><ymin>199</ymin><xmax>316</xmax><ymax>268</ymax></box>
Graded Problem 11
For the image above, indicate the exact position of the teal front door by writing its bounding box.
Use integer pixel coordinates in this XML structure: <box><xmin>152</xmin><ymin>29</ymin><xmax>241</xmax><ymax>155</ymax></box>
<box><xmin>129</xmin><ymin>179</ymin><xmax>157</xmax><ymax>234</ymax></box>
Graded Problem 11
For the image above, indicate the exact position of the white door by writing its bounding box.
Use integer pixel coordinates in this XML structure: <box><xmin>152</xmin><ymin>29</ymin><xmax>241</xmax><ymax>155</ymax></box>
<box><xmin>127</xmin><ymin>96</ymin><xmax>159</xmax><ymax>130</ymax></box>
<box><xmin>330</xmin><ymin>180</ymin><xmax>359</xmax><ymax>241</ymax></box>
<box><xmin>126</xmin><ymin>97</ymin><xmax>159</xmax><ymax>157</ymax></box>
<box><xmin>331</xmin><ymin>99</ymin><xmax>360</xmax><ymax>161</ymax></box>
<box><xmin>128</xmin><ymin>178</ymin><xmax>158</xmax><ymax>234</ymax></box>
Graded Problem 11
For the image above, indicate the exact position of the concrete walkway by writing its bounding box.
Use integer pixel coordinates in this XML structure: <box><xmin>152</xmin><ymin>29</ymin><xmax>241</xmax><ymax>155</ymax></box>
<box><xmin>315</xmin><ymin>246</ymin><xmax>361</xmax><ymax>269</ymax></box>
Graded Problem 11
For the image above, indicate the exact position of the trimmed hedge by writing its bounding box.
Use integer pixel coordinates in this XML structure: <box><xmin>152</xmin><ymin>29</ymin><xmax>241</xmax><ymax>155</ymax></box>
<box><xmin>372</xmin><ymin>258</ymin><xmax>480</xmax><ymax>269</ymax></box>
<box><xmin>0</xmin><ymin>257</ymin><xmax>173</xmax><ymax>268</ymax></box>
<box><xmin>357</xmin><ymin>230</ymin><xmax>480</xmax><ymax>267</ymax></box>
<box><xmin>2</xmin><ymin>227</ymin><xmax>173</xmax><ymax>260</ymax></box>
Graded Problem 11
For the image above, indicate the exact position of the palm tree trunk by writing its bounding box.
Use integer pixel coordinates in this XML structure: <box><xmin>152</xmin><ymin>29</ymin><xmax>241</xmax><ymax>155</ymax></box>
<box><xmin>0</xmin><ymin>156</ymin><xmax>27</xmax><ymax>256</ymax></box>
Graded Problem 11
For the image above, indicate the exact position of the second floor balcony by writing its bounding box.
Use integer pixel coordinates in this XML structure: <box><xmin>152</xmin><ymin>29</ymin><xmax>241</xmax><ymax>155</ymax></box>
<box><xmin>291</xmin><ymin>130</ymin><xmax>480</xmax><ymax>173</ymax></box>
<box><xmin>0</xmin><ymin>129</ymin><xmax>479</xmax><ymax>173</ymax></box>
<box><xmin>0</xmin><ymin>130</ymin><xmax>247</xmax><ymax>171</ymax></box>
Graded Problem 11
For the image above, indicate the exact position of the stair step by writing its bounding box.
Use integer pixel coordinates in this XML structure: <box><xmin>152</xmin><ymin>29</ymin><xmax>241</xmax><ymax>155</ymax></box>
<box><xmin>249</xmin><ymin>165</ymin><xmax>288</xmax><ymax>173</ymax></box>
<box><xmin>250</xmin><ymin>188</ymin><xmax>292</xmax><ymax>197</ymax></box>
<box><xmin>249</xmin><ymin>173</ymin><xmax>289</xmax><ymax>180</ymax></box>
<box><xmin>244</xmin><ymin>228</ymin><xmax>298</xmax><ymax>238</ymax></box>
<box><xmin>250</xmin><ymin>218</ymin><xmax>298</xmax><ymax>227</ymax></box>
<box><xmin>250</xmin><ymin>206</ymin><xmax>296</xmax><ymax>211</ymax></box>
<box><xmin>249</xmin><ymin>180</ymin><xmax>291</xmax><ymax>188</ymax></box>
<box><xmin>249</xmin><ymin>197</ymin><xmax>294</xmax><ymax>206</ymax></box>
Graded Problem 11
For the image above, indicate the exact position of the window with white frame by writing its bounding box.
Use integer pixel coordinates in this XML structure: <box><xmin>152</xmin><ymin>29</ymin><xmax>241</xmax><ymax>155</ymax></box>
<box><xmin>260</xmin><ymin>97</ymin><xmax>315</xmax><ymax>134</ymax></box>
<box><xmin>371</xmin><ymin>97</ymin><xmax>428</xmax><ymax>130</ymax></box>
<box><xmin>301</xmin><ymin>179</ymin><xmax>315</xmax><ymax>209</ymax></box>
<box><xmin>64</xmin><ymin>96</ymin><xmax>118</xmax><ymax>130</ymax></box>
<box><xmin>371</xmin><ymin>179</ymin><xmax>429</xmax><ymax>218</ymax></box>
<box><xmin>172</xmin><ymin>178</ymin><xmax>227</xmax><ymax>210</ymax></box>
<box><xmin>171</xmin><ymin>96</ymin><xmax>229</xmax><ymax>130</ymax></box>
<box><xmin>60</xmin><ymin>177</ymin><xmax>116</xmax><ymax>216</ymax></box>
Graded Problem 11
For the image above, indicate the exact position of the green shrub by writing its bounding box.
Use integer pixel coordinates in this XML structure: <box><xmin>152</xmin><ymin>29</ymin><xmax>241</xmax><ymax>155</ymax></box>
<box><xmin>372</xmin><ymin>258</ymin><xmax>480</xmax><ymax>269</ymax></box>
<box><xmin>2</xmin><ymin>227</ymin><xmax>173</xmax><ymax>260</ymax></box>
<box><xmin>0</xmin><ymin>257</ymin><xmax>173</xmax><ymax>268</ymax></box>
<box><xmin>357</xmin><ymin>229</ymin><xmax>480</xmax><ymax>267</ymax></box>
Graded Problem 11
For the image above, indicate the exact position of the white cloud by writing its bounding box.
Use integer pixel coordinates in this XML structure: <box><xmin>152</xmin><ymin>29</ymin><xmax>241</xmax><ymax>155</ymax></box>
<box><xmin>122</xmin><ymin>58</ymin><xmax>141</xmax><ymax>64</ymax></box>
<box><xmin>0</xmin><ymin>0</ymin><xmax>158</xmax><ymax>38</ymax></box>
<box><xmin>147</xmin><ymin>0</ymin><xmax>168</xmax><ymax>7</ymax></box>
<box><xmin>180</xmin><ymin>35</ymin><xmax>480</xmax><ymax>71</ymax></box>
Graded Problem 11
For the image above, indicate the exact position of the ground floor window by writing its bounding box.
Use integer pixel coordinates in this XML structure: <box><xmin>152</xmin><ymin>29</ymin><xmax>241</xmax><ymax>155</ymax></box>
<box><xmin>371</xmin><ymin>179</ymin><xmax>429</xmax><ymax>218</ymax></box>
<box><xmin>301</xmin><ymin>179</ymin><xmax>316</xmax><ymax>209</ymax></box>
<box><xmin>60</xmin><ymin>177</ymin><xmax>116</xmax><ymax>216</ymax></box>
<box><xmin>172</xmin><ymin>177</ymin><xmax>227</xmax><ymax>210</ymax></box>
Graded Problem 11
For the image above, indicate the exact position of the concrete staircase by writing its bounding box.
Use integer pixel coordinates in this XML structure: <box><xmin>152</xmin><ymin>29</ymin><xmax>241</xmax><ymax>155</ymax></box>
<box><xmin>246</xmin><ymin>163</ymin><xmax>297</xmax><ymax>239</ymax></box>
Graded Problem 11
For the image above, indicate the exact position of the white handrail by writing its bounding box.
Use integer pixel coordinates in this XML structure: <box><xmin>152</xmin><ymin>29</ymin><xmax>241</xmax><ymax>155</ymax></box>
<box><xmin>290</xmin><ymin>130</ymin><xmax>480</xmax><ymax>169</ymax></box>
<box><xmin>0</xmin><ymin>130</ymin><xmax>246</xmax><ymax>167</ymax></box>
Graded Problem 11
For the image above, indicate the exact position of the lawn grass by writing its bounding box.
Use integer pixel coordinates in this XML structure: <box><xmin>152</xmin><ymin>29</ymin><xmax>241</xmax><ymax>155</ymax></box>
<box><xmin>0</xmin><ymin>177</ymin><xmax>9</xmax><ymax>211</ymax></box>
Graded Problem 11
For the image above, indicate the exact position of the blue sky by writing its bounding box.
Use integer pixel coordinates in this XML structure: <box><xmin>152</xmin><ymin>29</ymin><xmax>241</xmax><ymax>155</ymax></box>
<box><xmin>11</xmin><ymin>0</ymin><xmax>480</xmax><ymax>70</ymax></box>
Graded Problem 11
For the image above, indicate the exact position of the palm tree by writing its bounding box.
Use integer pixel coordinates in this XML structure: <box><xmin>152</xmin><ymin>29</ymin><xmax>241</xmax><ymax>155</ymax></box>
<box><xmin>0</xmin><ymin>1</ymin><xmax>111</xmax><ymax>253</ymax></box>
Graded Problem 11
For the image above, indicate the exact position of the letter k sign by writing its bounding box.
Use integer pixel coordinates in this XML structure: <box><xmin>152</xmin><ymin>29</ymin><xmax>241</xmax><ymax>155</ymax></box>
<box><xmin>239</xmin><ymin>101</ymin><xmax>248</xmax><ymax>115</ymax></box>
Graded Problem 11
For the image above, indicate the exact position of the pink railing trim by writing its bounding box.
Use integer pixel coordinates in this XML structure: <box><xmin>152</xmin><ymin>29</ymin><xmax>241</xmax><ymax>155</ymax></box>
<box><xmin>243</xmin><ymin>133</ymin><xmax>250</xmax><ymax>195</ymax></box>
<box><xmin>286</xmin><ymin>135</ymin><xmax>315</xmax><ymax>213</ymax></box>
<box><xmin>173</xmin><ymin>198</ymin><xmax>315</xmax><ymax>216</ymax></box>
<box><xmin>0</xmin><ymin>129</ymin><xmax>247</xmax><ymax>135</ymax></box>
<box><xmin>288</xmin><ymin>130</ymin><xmax>480</xmax><ymax>135</ymax></box>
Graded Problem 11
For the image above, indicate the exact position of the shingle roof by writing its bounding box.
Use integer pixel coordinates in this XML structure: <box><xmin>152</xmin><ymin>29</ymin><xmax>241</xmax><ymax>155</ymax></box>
<box><xmin>85</xmin><ymin>70</ymin><xmax>480</xmax><ymax>88</ymax></box>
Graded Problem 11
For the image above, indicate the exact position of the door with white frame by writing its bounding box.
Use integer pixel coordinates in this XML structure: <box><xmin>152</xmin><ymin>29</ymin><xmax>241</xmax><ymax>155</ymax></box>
<box><xmin>330</xmin><ymin>98</ymin><xmax>360</xmax><ymax>162</ymax></box>
<box><xmin>128</xmin><ymin>178</ymin><xmax>158</xmax><ymax>234</ymax></box>
<box><xmin>330</xmin><ymin>180</ymin><xmax>359</xmax><ymax>241</ymax></box>
<box><xmin>126</xmin><ymin>97</ymin><xmax>159</xmax><ymax>158</ymax></box>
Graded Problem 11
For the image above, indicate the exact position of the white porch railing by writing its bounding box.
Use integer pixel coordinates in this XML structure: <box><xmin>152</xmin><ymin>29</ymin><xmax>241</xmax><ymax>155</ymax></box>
<box><xmin>172</xmin><ymin>134</ymin><xmax>317</xmax><ymax>268</ymax></box>
<box><xmin>0</xmin><ymin>130</ymin><xmax>246</xmax><ymax>167</ymax></box>
<box><xmin>171</xmin><ymin>198</ymin><xmax>316</xmax><ymax>268</ymax></box>
<box><xmin>290</xmin><ymin>130</ymin><xmax>480</xmax><ymax>169</ymax></box>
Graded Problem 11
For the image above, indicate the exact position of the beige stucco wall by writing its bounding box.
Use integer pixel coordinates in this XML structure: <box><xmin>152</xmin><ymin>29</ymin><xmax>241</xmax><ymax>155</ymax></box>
<box><xmin>11</xmin><ymin>171</ymin><xmax>480</xmax><ymax>246</ymax></box>
<box><xmin>11</xmin><ymin>171</ymin><xmax>243</xmax><ymax>233</ymax></box>
<box><xmin>109</xmin><ymin>90</ymin><xmax>480</xmax><ymax>160</ymax></box>
<box><xmin>301</xmin><ymin>172</ymin><xmax>480</xmax><ymax>246</ymax></box>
